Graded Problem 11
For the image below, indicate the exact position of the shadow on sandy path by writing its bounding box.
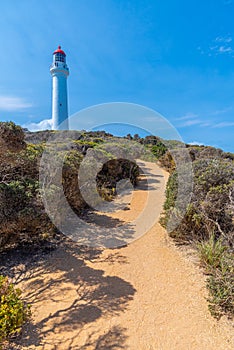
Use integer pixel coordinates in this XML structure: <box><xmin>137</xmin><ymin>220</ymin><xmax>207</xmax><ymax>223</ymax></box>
<box><xmin>1</xmin><ymin>240</ymin><xmax>134</xmax><ymax>349</ymax></box>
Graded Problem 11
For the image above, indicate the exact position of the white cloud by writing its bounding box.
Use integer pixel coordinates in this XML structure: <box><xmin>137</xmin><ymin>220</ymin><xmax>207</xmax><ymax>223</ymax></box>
<box><xmin>212</xmin><ymin>121</ymin><xmax>234</xmax><ymax>128</ymax></box>
<box><xmin>209</xmin><ymin>45</ymin><xmax>233</xmax><ymax>55</ymax></box>
<box><xmin>188</xmin><ymin>141</ymin><xmax>221</xmax><ymax>148</ymax></box>
<box><xmin>218</xmin><ymin>46</ymin><xmax>233</xmax><ymax>53</ymax></box>
<box><xmin>0</xmin><ymin>95</ymin><xmax>32</xmax><ymax>111</ymax></box>
<box><xmin>188</xmin><ymin>141</ymin><xmax>204</xmax><ymax>146</ymax></box>
<box><xmin>23</xmin><ymin>119</ymin><xmax>52</xmax><ymax>131</ymax></box>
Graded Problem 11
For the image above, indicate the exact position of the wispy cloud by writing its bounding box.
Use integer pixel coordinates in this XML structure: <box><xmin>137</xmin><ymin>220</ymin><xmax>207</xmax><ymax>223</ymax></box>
<box><xmin>0</xmin><ymin>95</ymin><xmax>32</xmax><ymax>111</ymax></box>
<box><xmin>198</xmin><ymin>35</ymin><xmax>234</xmax><ymax>56</ymax></box>
<box><xmin>200</xmin><ymin>122</ymin><xmax>211</xmax><ymax>127</ymax></box>
<box><xmin>180</xmin><ymin>119</ymin><xmax>203</xmax><ymax>127</ymax></box>
<box><xmin>212</xmin><ymin>121</ymin><xmax>234</xmax><ymax>128</ymax></box>
<box><xmin>209</xmin><ymin>36</ymin><xmax>233</xmax><ymax>56</ymax></box>
<box><xmin>176</xmin><ymin>113</ymin><xmax>211</xmax><ymax>128</ymax></box>
<box><xmin>23</xmin><ymin>119</ymin><xmax>52</xmax><ymax>131</ymax></box>
<box><xmin>218</xmin><ymin>46</ymin><xmax>233</xmax><ymax>53</ymax></box>
<box><xmin>209</xmin><ymin>107</ymin><xmax>232</xmax><ymax>116</ymax></box>
<box><xmin>215</xmin><ymin>36</ymin><xmax>232</xmax><ymax>43</ymax></box>
<box><xmin>176</xmin><ymin>112</ymin><xmax>198</xmax><ymax>121</ymax></box>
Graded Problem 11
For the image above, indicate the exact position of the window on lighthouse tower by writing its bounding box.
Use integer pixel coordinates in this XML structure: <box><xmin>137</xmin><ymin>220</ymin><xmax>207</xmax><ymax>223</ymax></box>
<box><xmin>55</xmin><ymin>53</ymin><xmax>65</xmax><ymax>62</ymax></box>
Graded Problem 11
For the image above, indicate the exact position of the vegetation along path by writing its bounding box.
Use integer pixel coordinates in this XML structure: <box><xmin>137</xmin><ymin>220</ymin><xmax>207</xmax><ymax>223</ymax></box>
<box><xmin>16</xmin><ymin>161</ymin><xmax>233</xmax><ymax>349</ymax></box>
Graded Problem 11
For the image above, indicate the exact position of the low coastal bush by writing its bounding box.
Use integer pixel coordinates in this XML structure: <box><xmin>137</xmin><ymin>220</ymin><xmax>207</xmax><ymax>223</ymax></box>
<box><xmin>0</xmin><ymin>123</ymin><xmax>142</xmax><ymax>250</ymax></box>
<box><xmin>197</xmin><ymin>235</ymin><xmax>227</xmax><ymax>272</ymax></box>
<box><xmin>161</xmin><ymin>149</ymin><xmax>234</xmax><ymax>318</ymax></box>
<box><xmin>207</xmin><ymin>255</ymin><xmax>234</xmax><ymax>317</ymax></box>
<box><xmin>0</xmin><ymin>275</ymin><xmax>30</xmax><ymax>348</ymax></box>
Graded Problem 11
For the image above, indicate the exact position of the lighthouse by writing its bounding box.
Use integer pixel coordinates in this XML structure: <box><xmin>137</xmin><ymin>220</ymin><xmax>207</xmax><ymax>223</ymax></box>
<box><xmin>50</xmin><ymin>46</ymin><xmax>69</xmax><ymax>130</ymax></box>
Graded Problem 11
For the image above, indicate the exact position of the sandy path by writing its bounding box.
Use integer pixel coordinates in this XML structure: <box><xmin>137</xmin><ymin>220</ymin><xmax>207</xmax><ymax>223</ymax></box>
<box><xmin>16</xmin><ymin>161</ymin><xmax>233</xmax><ymax>349</ymax></box>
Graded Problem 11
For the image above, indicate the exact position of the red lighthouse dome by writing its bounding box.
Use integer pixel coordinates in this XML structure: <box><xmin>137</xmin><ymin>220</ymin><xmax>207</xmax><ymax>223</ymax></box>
<box><xmin>53</xmin><ymin>45</ymin><xmax>66</xmax><ymax>56</ymax></box>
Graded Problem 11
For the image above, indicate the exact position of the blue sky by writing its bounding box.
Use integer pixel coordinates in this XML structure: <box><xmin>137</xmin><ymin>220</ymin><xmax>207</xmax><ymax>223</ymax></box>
<box><xmin>0</xmin><ymin>0</ymin><xmax>234</xmax><ymax>151</ymax></box>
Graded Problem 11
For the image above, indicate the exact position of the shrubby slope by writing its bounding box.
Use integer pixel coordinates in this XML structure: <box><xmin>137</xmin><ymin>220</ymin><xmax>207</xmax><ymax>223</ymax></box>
<box><xmin>159</xmin><ymin>143</ymin><xmax>234</xmax><ymax>318</ymax></box>
<box><xmin>0</xmin><ymin>123</ymin><xmax>233</xmax><ymax>330</ymax></box>
<box><xmin>0</xmin><ymin>123</ymin><xmax>141</xmax><ymax>251</ymax></box>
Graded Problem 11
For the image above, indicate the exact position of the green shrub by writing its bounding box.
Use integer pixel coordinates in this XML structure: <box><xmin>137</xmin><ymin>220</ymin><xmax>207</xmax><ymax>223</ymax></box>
<box><xmin>0</xmin><ymin>275</ymin><xmax>30</xmax><ymax>347</ymax></box>
<box><xmin>0</xmin><ymin>122</ymin><xmax>26</xmax><ymax>152</ymax></box>
<box><xmin>163</xmin><ymin>171</ymin><xmax>178</xmax><ymax>212</ymax></box>
<box><xmin>161</xmin><ymin>148</ymin><xmax>234</xmax><ymax>318</ymax></box>
<box><xmin>24</xmin><ymin>143</ymin><xmax>45</xmax><ymax>161</ymax></box>
<box><xmin>197</xmin><ymin>235</ymin><xmax>227</xmax><ymax>272</ymax></box>
<box><xmin>207</xmin><ymin>255</ymin><xmax>234</xmax><ymax>318</ymax></box>
<box><xmin>162</xmin><ymin>158</ymin><xmax>234</xmax><ymax>242</ymax></box>
<box><xmin>151</xmin><ymin>143</ymin><xmax>167</xmax><ymax>159</ymax></box>
<box><xmin>158</xmin><ymin>151</ymin><xmax>176</xmax><ymax>172</ymax></box>
<box><xmin>198</xmin><ymin>235</ymin><xmax>233</xmax><ymax>318</ymax></box>
<box><xmin>96</xmin><ymin>158</ymin><xmax>140</xmax><ymax>200</ymax></box>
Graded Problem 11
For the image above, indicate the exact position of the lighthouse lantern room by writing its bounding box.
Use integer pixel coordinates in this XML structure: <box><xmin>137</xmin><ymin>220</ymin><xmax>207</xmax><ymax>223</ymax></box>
<box><xmin>50</xmin><ymin>46</ymin><xmax>69</xmax><ymax>130</ymax></box>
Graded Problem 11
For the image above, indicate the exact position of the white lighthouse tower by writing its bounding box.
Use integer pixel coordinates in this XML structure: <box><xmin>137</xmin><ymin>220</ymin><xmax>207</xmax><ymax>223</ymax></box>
<box><xmin>50</xmin><ymin>46</ymin><xmax>69</xmax><ymax>130</ymax></box>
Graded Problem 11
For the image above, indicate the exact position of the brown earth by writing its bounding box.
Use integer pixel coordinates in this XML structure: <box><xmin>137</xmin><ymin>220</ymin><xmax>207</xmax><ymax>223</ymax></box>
<box><xmin>13</xmin><ymin>161</ymin><xmax>233</xmax><ymax>349</ymax></box>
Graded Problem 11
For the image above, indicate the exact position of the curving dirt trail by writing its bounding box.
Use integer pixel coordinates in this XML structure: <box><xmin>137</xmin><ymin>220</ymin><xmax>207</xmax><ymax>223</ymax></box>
<box><xmin>16</xmin><ymin>161</ymin><xmax>233</xmax><ymax>349</ymax></box>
